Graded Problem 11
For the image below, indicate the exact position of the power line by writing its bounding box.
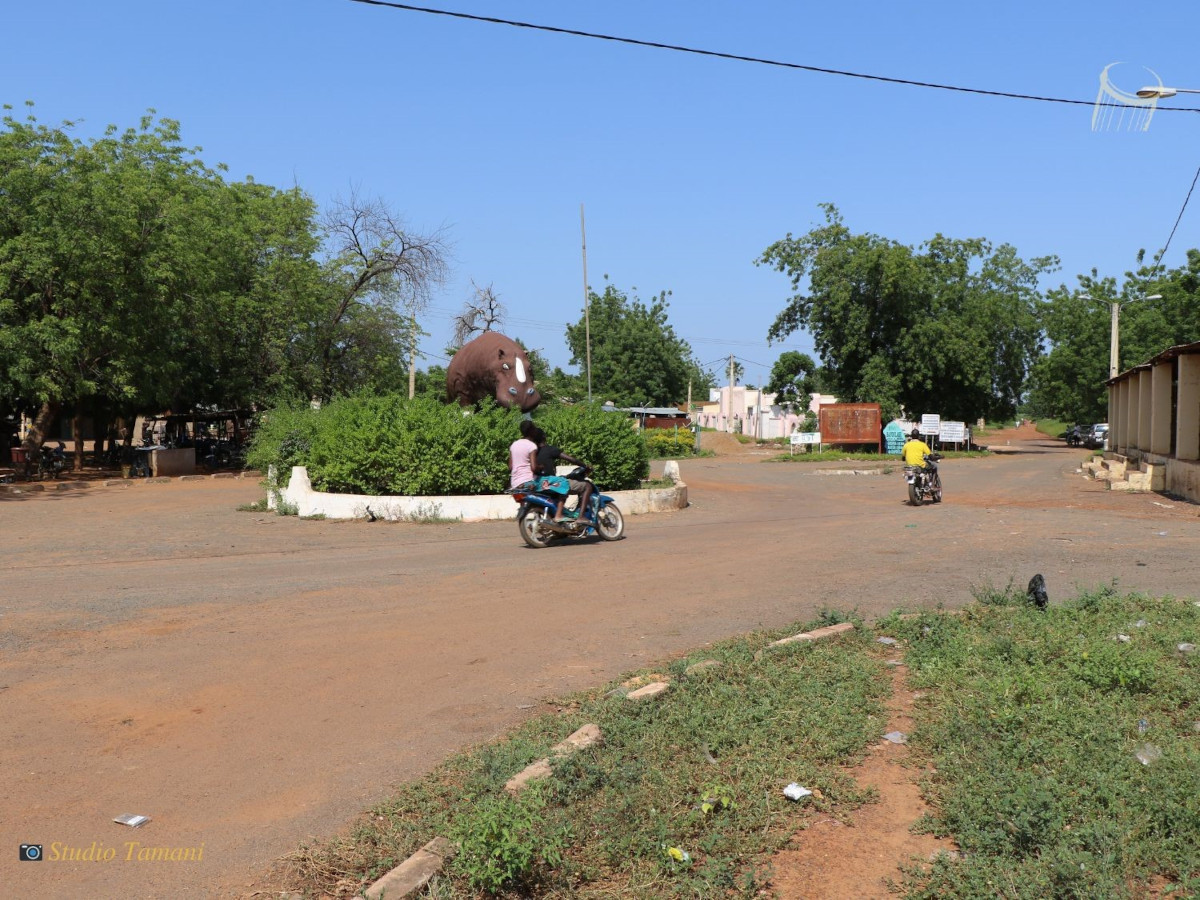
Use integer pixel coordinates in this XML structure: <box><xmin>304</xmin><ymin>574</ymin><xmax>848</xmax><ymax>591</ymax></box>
<box><xmin>1157</xmin><ymin>163</ymin><xmax>1200</xmax><ymax>267</ymax></box>
<box><xmin>347</xmin><ymin>0</ymin><xmax>1200</xmax><ymax>113</ymax></box>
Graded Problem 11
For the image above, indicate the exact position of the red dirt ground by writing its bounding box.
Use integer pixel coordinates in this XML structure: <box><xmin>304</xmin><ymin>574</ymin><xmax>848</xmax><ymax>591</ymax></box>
<box><xmin>1</xmin><ymin>423</ymin><xmax>1196</xmax><ymax>899</ymax></box>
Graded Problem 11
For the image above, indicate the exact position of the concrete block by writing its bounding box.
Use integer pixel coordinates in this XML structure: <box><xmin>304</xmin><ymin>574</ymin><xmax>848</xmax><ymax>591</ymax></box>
<box><xmin>1127</xmin><ymin>472</ymin><xmax>1151</xmax><ymax>491</ymax></box>
<box><xmin>365</xmin><ymin>836</ymin><xmax>457</xmax><ymax>900</ymax></box>
<box><xmin>1109</xmin><ymin>480</ymin><xmax>1133</xmax><ymax>492</ymax></box>
<box><xmin>239</xmin><ymin>469</ymin><xmax>262</xmax><ymax>479</ymax></box>
<box><xmin>178</xmin><ymin>475</ymin><xmax>207</xmax><ymax>482</ymax></box>
<box><xmin>211</xmin><ymin>472</ymin><xmax>236</xmax><ymax>479</ymax></box>
<box><xmin>769</xmin><ymin>622</ymin><xmax>855</xmax><ymax>648</ymax></box>
<box><xmin>505</xmin><ymin>724</ymin><xmax>603</xmax><ymax>793</ymax></box>
<box><xmin>626</xmin><ymin>682</ymin><xmax>669</xmax><ymax>701</ymax></box>
<box><xmin>1143</xmin><ymin>464</ymin><xmax>1165</xmax><ymax>491</ymax></box>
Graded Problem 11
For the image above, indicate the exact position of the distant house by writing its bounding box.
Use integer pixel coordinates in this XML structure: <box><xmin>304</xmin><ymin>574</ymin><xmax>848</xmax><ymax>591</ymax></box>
<box><xmin>605</xmin><ymin>403</ymin><xmax>691</xmax><ymax>430</ymax></box>
<box><xmin>694</xmin><ymin>387</ymin><xmax>839</xmax><ymax>438</ymax></box>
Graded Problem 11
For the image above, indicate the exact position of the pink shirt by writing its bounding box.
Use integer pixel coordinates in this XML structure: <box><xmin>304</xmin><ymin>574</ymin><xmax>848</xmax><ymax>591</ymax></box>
<box><xmin>509</xmin><ymin>438</ymin><xmax>537</xmax><ymax>488</ymax></box>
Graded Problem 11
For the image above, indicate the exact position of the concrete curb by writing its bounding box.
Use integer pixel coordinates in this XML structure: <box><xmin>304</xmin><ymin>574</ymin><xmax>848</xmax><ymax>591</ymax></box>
<box><xmin>505</xmin><ymin>724</ymin><xmax>603</xmax><ymax>794</ymax></box>
<box><xmin>271</xmin><ymin>466</ymin><xmax>689</xmax><ymax>522</ymax></box>
<box><xmin>364</xmin><ymin>836</ymin><xmax>457</xmax><ymax>900</ymax></box>
<box><xmin>767</xmin><ymin>622</ymin><xmax>856</xmax><ymax>650</ymax></box>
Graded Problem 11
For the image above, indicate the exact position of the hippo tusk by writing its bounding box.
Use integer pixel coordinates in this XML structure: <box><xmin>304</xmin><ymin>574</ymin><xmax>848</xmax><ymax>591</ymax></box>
<box><xmin>515</xmin><ymin>357</ymin><xmax>526</xmax><ymax>384</ymax></box>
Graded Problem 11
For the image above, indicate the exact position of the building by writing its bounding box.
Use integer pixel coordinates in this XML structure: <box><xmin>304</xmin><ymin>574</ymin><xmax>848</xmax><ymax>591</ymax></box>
<box><xmin>1105</xmin><ymin>341</ymin><xmax>1200</xmax><ymax>502</ymax></box>
<box><xmin>693</xmin><ymin>387</ymin><xmax>839</xmax><ymax>439</ymax></box>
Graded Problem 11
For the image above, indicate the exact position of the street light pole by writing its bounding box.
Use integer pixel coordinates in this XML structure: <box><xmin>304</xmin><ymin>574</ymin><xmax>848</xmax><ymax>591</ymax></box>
<box><xmin>1082</xmin><ymin>293</ymin><xmax>1162</xmax><ymax>377</ymax></box>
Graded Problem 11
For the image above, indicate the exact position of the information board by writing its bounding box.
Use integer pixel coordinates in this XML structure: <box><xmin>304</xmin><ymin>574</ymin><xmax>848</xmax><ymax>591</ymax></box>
<box><xmin>789</xmin><ymin>432</ymin><xmax>821</xmax><ymax>445</ymax></box>
<box><xmin>939</xmin><ymin>421</ymin><xmax>966</xmax><ymax>443</ymax></box>
<box><xmin>920</xmin><ymin>414</ymin><xmax>941</xmax><ymax>437</ymax></box>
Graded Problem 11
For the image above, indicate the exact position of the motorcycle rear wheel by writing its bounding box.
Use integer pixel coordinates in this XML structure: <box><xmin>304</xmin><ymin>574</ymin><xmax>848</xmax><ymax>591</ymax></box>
<box><xmin>595</xmin><ymin>503</ymin><xmax>625</xmax><ymax>541</ymax></box>
<box><xmin>518</xmin><ymin>507</ymin><xmax>556</xmax><ymax>549</ymax></box>
<box><xmin>908</xmin><ymin>482</ymin><xmax>922</xmax><ymax>506</ymax></box>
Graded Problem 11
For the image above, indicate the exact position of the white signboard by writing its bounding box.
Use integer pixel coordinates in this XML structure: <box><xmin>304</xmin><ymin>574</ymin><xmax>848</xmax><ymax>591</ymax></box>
<box><xmin>790</xmin><ymin>431</ymin><xmax>821</xmax><ymax>445</ymax></box>
<box><xmin>919</xmin><ymin>414</ymin><xmax>941</xmax><ymax>437</ymax></box>
<box><xmin>939</xmin><ymin>421</ymin><xmax>966</xmax><ymax>443</ymax></box>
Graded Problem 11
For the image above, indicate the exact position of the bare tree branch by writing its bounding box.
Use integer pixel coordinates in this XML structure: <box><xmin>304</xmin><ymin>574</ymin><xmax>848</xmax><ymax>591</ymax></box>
<box><xmin>451</xmin><ymin>281</ymin><xmax>505</xmax><ymax>348</ymax></box>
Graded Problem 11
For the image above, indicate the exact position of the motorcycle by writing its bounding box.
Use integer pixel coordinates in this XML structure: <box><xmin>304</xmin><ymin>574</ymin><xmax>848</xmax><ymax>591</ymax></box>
<box><xmin>38</xmin><ymin>443</ymin><xmax>66</xmax><ymax>480</ymax></box>
<box><xmin>509</xmin><ymin>465</ymin><xmax>625</xmax><ymax>548</ymax></box>
<box><xmin>904</xmin><ymin>452</ymin><xmax>943</xmax><ymax>506</ymax></box>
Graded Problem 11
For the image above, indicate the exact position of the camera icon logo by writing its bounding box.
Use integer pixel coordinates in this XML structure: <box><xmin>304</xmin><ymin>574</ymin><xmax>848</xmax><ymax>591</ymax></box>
<box><xmin>20</xmin><ymin>843</ymin><xmax>43</xmax><ymax>861</ymax></box>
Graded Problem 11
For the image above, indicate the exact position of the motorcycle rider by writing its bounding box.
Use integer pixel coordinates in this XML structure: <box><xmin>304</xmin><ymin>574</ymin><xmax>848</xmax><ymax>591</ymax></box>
<box><xmin>902</xmin><ymin>428</ymin><xmax>932</xmax><ymax>468</ymax></box>
<box><xmin>533</xmin><ymin>431</ymin><xmax>593</xmax><ymax>525</ymax></box>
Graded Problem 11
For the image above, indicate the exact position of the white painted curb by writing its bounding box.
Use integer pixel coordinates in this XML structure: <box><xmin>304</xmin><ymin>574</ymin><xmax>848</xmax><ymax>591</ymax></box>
<box><xmin>269</xmin><ymin>466</ymin><xmax>688</xmax><ymax>522</ymax></box>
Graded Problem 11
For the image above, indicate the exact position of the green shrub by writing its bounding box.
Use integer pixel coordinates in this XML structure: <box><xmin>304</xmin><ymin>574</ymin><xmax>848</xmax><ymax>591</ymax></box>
<box><xmin>643</xmin><ymin>427</ymin><xmax>695</xmax><ymax>458</ymax></box>
<box><xmin>246</xmin><ymin>396</ymin><xmax>649</xmax><ymax>496</ymax></box>
<box><xmin>451</xmin><ymin>786</ymin><xmax>570</xmax><ymax>894</ymax></box>
<box><xmin>536</xmin><ymin>402</ymin><xmax>649</xmax><ymax>490</ymax></box>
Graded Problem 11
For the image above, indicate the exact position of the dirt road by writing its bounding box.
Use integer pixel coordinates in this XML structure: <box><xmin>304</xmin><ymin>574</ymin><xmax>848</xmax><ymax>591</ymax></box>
<box><xmin>2</xmin><ymin>425</ymin><xmax>1197</xmax><ymax>898</ymax></box>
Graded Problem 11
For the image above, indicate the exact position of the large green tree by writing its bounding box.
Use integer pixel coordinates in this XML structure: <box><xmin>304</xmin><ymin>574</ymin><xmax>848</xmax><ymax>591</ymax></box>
<box><xmin>0</xmin><ymin>108</ymin><xmax>447</xmax><ymax>465</ymax></box>
<box><xmin>565</xmin><ymin>280</ymin><xmax>710</xmax><ymax>407</ymax></box>
<box><xmin>1026</xmin><ymin>252</ymin><xmax>1200</xmax><ymax>423</ymax></box>
<box><xmin>759</xmin><ymin>204</ymin><xmax>1056</xmax><ymax>422</ymax></box>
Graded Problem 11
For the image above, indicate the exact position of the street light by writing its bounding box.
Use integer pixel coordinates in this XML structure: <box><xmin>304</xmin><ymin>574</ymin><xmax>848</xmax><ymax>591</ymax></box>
<box><xmin>1080</xmin><ymin>293</ymin><xmax>1162</xmax><ymax>377</ymax></box>
<box><xmin>1136</xmin><ymin>86</ymin><xmax>1200</xmax><ymax>99</ymax></box>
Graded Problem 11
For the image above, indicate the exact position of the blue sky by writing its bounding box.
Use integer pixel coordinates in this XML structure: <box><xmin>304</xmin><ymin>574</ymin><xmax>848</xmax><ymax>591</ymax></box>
<box><xmin>5</xmin><ymin>1</ymin><xmax>1199</xmax><ymax>382</ymax></box>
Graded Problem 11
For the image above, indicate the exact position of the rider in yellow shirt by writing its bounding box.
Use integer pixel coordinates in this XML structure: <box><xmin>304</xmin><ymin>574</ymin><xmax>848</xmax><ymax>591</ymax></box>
<box><xmin>902</xmin><ymin>429</ymin><xmax>932</xmax><ymax>467</ymax></box>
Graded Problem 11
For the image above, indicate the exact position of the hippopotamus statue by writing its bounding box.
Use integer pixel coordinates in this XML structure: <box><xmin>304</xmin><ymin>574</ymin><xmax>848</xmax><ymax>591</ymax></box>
<box><xmin>445</xmin><ymin>332</ymin><xmax>541</xmax><ymax>412</ymax></box>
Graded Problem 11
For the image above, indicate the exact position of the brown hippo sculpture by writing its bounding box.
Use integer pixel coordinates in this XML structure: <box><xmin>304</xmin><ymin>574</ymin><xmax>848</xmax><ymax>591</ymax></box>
<box><xmin>445</xmin><ymin>332</ymin><xmax>541</xmax><ymax>412</ymax></box>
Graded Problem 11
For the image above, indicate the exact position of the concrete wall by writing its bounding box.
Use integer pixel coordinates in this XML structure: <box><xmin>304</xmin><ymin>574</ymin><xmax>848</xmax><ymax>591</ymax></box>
<box><xmin>270</xmin><ymin>466</ymin><xmax>688</xmax><ymax>522</ymax></box>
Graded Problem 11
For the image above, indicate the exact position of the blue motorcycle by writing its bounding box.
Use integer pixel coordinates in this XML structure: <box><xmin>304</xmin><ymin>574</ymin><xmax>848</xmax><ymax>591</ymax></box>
<box><xmin>509</xmin><ymin>465</ymin><xmax>625</xmax><ymax>548</ymax></box>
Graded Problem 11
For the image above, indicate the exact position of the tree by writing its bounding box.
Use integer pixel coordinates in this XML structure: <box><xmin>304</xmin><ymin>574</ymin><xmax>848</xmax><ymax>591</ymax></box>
<box><xmin>565</xmin><ymin>280</ymin><xmax>703</xmax><ymax>407</ymax></box>
<box><xmin>0</xmin><ymin>107</ymin><xmax>324</xmax><ymax>467</ymax></box>
<box><xmin>1026</xmin><ymin>251</ymin><xmax>1200</xmax><ymax>423</ymax></box>
<box><xmin>765</xmin><ymin>351</ymin><xmax>818</xmax><ymax>413</ymax></box>
<box><xmin>452</xmin><ymin>282</ymin><xmax>505</xmax><ymax>348</ymax></box>
<box><xmin>759</xmin><ymin>204</ymin><xmax>1056</xmax><ymax>422</ymax></box>
<box><xmin>311</xmin><ymin>191</ymin><xmax>448</xmax><ymax>401</ymax></box>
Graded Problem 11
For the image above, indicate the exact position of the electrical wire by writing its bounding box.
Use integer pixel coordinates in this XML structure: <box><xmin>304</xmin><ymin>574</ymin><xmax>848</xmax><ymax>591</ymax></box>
<box><xmin>1157</xmin><ymin>163</ymin><xmax>1200</xmax><ymax>268</ymax></box>
<box><xmin>346</xmin><ymin>0</ymin><xmax>1200</xmax><ymax>113</ymax></box>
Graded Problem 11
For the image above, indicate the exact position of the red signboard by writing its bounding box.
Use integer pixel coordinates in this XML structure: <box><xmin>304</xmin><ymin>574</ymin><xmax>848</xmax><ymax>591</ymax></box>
<box><xmin>818</xmin><ymin>403</ymin><xmax>881</xmax><ymax>451</ymax></box>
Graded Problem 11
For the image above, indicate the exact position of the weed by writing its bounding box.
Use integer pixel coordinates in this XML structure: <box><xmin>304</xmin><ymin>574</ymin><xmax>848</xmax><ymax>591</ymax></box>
<box><xmin>236</xmin><ymin>497</ymin><xmax>270</xmax><ymax>512</ymax></box>
<box><xmin>450</xmin><ymin>786</ymin><xmax>570</xmax><ymax>894</ymax></box>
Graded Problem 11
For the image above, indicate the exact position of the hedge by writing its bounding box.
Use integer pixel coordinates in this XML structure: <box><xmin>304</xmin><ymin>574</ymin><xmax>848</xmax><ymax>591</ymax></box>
<box><xmin>246</xmin><ymin>396</ymin><xmax>649</xmax><ymax>496</ymax></box>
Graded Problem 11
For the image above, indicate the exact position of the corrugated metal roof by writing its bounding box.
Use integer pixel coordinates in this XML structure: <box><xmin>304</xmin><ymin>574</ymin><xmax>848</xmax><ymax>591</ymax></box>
<box><xmin>1107</xmin><ymin>340</ymin><xmax>1200</xmax><ymax>384</ymax></box>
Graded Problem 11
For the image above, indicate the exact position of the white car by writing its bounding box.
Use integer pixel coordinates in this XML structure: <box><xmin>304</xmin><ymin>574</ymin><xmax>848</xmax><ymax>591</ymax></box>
<box><xmin>1086</xmin><ymin>423</ymin><xmax>1109</xmax><ymax>449</ymax></box>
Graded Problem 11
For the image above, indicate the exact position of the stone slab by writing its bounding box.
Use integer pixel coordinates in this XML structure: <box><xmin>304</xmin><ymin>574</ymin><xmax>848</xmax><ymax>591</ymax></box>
<box><xmin>364</xmin><ymin>836</ymin><xmax>457</xmax><ymax>900</ymax></box>
<box><xmin>769</xmin><ymin>622</ymin><xmax>856</xmax><ymax>648</ymax></box>
<box><xmin>505</xmin><ymin>724</ymin><xmax>603</xmax><ymax>793</ymax></box>
<box><xmin>626</xmin><ymin>682</ymin><xmax>669</xmax><ymax>701</ymax></box>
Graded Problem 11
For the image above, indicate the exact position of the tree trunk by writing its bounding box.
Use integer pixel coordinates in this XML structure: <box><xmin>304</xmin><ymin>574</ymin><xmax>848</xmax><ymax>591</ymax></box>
<box><xmin>21</xmin><ymin>400</ymin><xmax>61</xmax><ymax>452</ymax></box>
<box><xmin>72</xmin><ymin>403</ymin><xmax>84</xmax><ymax>473</ymax></box>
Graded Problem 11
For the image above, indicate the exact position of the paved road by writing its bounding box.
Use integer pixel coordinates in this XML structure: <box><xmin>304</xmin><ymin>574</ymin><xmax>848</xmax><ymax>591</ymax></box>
<box><xmin>2</xmin><ymin>427</ymin><xmax>1197</xmax><ymax>898</ymax></box>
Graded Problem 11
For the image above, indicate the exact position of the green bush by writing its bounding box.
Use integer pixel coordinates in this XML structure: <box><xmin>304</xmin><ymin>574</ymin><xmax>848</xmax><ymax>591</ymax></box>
<box><xmin>246</xmin><ymin>396</ymin><xmax>649</xmax><ymax>496</ymax></box>
<box><xmin>643</xmin><ymin>427</ymin><xmax>695</xmax><ymax>458</ymax></box>
<box><xmin>535</xmin><ymin>402</ymin><xmax>649</xmax><ymax>490</ymax></box>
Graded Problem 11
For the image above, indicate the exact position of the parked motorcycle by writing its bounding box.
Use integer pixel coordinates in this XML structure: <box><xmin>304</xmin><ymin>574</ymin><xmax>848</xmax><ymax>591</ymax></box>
<box><xmin>509</xmin><ymin>465</ymin><xmax>625</xmax><ymax>548</ymax></box>
<box><xmin>38</xmin><ymin>443</ymin><xmax>66</xmax><ymax>480</ymax></box>
<box><xmin>904</xmin><ymin>452</ymin><xmax>943</xmax><ymax>506</ymax></box>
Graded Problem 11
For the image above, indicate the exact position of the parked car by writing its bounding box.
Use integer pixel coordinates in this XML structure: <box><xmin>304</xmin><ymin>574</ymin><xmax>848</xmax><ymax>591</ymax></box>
<box><xmin>1084</xmin><ymin>423</ymin><xmax>1109</xmax><ymax>449</ymax></box>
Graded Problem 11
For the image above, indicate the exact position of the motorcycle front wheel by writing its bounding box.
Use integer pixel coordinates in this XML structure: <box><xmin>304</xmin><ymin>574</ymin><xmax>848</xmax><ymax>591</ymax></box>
<box><xmin>518</xmin><ymin>506</ymin><xmax>556</xmax><ymax>549</ymax></box>
<box><xmin>931</xmin><ymin>473</ymin><xmax>943</xmax><ymax>503</ymax></box>
<box><xmin>595</xmin><ymin>503</ymin><xmax>625</xmax><ymax>541</ymax></box>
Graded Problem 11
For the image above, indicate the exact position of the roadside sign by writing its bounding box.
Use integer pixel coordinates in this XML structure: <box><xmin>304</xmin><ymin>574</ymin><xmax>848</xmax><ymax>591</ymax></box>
<box><xmin>920</xmin><ymin>414</ymin><xmax>941</xmax><ymax>437</ymax></box>
<box><xmin>939</xmin><ymin>421</ymin><xmax>966</xmax><ymax>443</ymax></box>
<box><xmin>789</xmin><ymin>431</ymin><xmax>822</xmax><ymax>455</ymax></box>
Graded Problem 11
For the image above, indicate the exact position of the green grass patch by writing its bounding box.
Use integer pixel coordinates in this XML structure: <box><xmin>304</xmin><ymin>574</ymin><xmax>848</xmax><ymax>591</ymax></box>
<box><xmin>878</xmin><ymin>587</ymin><xmax>1200</xmax><ymax>898</ymax></box>
<box><xmin>1035</xmin><ymin>418</ymin><xmax>1072</xmax><ymax>440</ymax></box>
<box><xmin>283</xmin><ymin>616</ymin><xmax>889</xmax><ymax>897</ymax></box>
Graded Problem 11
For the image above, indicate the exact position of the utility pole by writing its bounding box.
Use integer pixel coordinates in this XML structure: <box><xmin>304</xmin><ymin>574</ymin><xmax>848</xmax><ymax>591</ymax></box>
<box><xmin>581</xmin><ymin>204</ymin><xmax>592</xmax><ymax>402</ymax></box>
<box><xmin>728</xmin><ymin>354</ymin><xmax>735</xmax><ymax>434</ymax></box>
